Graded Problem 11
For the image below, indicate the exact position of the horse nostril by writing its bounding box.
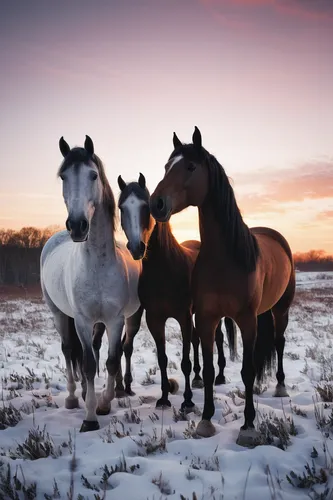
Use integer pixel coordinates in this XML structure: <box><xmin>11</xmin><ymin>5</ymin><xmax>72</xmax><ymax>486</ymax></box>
<box><xmin>156</xmin><ymin>197</ymin><xmax>165</xmax><ymax>212</ymax></box>
<box><xmin>66</xmin><ymin>219</ymin><xmax>72</xmax><ymax>232</ymax></box>
<box><xmin>80</xmin><ymin>219</ymin><xmax>88</xmax><ymax>232</ymax></box>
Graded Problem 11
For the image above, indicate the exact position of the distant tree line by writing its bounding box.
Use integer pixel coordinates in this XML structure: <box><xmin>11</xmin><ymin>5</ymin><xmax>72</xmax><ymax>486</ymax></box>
<box><xmin>293</xmin><ymin>250</ymin><xmax>333</xmax><ymax>272</ymax></box>
<box><xmin>0</xmin><ymin>227</ymin><xmax>332</xmax><ymax>286</ymax></box>
<box><xmin>0</xmin><ymin>226</ymin><xmax>61</xmax><ymax>286</ymax></box>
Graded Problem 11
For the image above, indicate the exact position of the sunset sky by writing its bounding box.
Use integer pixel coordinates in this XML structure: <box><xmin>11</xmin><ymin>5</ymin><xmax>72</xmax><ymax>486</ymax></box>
<box><xmin>1</xmin><ymin>0</ymin><xmax>333</xmax><ymax>252</ymax></box>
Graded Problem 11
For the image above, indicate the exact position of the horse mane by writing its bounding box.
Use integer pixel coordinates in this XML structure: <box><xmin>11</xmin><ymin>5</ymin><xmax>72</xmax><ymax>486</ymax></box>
<box><xmin>171</xmin><ymin>145</ymin><xmax>259</xmax><ymax>273</ymax></box>
<box><xmin>58</xmin><ymin>148</ymin><xmax>116</xmax><ymax>232</ymax></box>
<box><xmin>147</xmin><ymin>221</ymin><xmax>190</xmax><ymax>268</ymax></box>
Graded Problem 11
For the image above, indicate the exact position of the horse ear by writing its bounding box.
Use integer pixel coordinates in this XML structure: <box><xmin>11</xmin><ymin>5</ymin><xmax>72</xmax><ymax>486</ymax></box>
<box><xmin>138</xmin><ymin>173</ymin><xmax>146</xmax><ymax>190</ymax></box>
<box><xmin>84</xmin><ymin>135</ymin><xmax>94</xmax><ymax>156</ymax></box>
<box><xmin>118</xmin><ymin>175</ymin><xmax>126</xmax><ymax>191</ymax></box>
<box><xmin>192</xmin><ymin>126</ymin><xmax>202</xmax><ymax>151</ymax></box>
<box><xmin>59</xmin><ymin>137</ymin><xmax>70</xmax><ymax>158</ymax></box>
<box><xmin>173</xmin><ymin>132</ymin><xmax>182</xmax><ymax>150</ymax></box>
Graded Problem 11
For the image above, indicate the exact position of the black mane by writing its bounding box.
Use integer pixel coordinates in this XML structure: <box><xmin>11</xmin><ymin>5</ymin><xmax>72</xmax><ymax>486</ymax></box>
<box><xmin>170</xmin><ymin>144</ymin><xmax>259</xmax><ymax>273</ymax></box>
<box><xmin>58</xmin><ymin>147</ymin><xmax>116</xmax><ymax>232</ymax></box>
<box><xmin>118</xmin><ymin>181</ymin><xmax>150</xmax><ymax>206</ymax></box>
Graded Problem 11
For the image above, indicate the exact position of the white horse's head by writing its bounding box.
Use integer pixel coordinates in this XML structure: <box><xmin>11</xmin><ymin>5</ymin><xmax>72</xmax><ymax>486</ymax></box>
<box><xmin>58</xmin><ymin>136</ymin><xmax>114</xmax><ymax>242</ymax></box>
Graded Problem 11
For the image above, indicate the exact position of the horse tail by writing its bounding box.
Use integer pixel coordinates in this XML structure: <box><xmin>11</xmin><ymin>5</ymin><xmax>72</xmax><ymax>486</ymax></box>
<box><xmin>224</xmin><ymin>317</ymin><xmax>237</xmax><ymax>361</ymax></box>
<box><xmin>68</xmin><ymin>317</ymin><xmax>83</xmax><ymax>382</ymax></box>
<box><xmin>254</xmin><ymin>309</ymin><xmax>276</xmax><ymax>383</ymax></box>
<box><xmin>168</xmin><ymin>378</ymin><xmax>179</xmax><ymax>394</ymax></box>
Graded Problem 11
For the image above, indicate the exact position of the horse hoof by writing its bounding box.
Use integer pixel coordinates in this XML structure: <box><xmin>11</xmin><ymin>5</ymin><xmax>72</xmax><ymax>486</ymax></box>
<box><xmin>236</xmin><ymin>428</ymin><xmax>261</xmax><ymax>448</ymax></box>
<box><xmin>80</xmin><ymin>420</ymin><xmax>100</xmax><ymax>432</ymax></box>
<box><xmin>65</xmin><ymin>397</ymin><xmax>79</xmax><ymax>409</ymax></box>
<box><xmin>215</xmin><ymin>375</ymin><xmax>226</xmax><ymax>385</ymax></box>
<box><xmin>156</xmin><ymin>399</ymin><xmax>171</xmax><ymax>409</ymax></box>
<box><xmin>168</xmin><ymin>378</ymin><xmax>179</xmax><ymax>394</ymax></box>
<box><xmin>196</xmin><ymin>419</ymin><xmax>215</xmax><ymax>438</ymax></box>
<box><xmin>273</xmin><ymin>384</ymin><xmax>289</xmax><ymax>398</ymax></box>
<box><xmin>125</xmin><ymin>388</ymin><xmax>136</xmax><ymax>397</ymax></box>
<box><xmin>181</xmin><ymin>402</ymin><xmax>195</xmax><ymax>414</ymax></box>
<box><xmin>96</xmin><ymin>403</ymin><xmax>111</xmax><ymax>415</ymax></box>
<box><xmin>192</xmin><ymin>378</ymin><xmax>204</xmax><ymax>389</ymax></box>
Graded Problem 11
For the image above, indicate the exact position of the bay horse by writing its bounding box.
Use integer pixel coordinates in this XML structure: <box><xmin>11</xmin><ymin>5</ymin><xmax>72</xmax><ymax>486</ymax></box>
<box><xmin>40</xmin><ymin>136</ymin><xmax>141</xmax><ymax>432</ymax></box>
<box><xmin>150</xmin><ymin>127</ymin><xmax>295</xmax><ymax>446</ymax></box>
<box><xmin>116</xmin><ymin>173</ymin><xmax>237</xmax><ymax>409</ymax></box>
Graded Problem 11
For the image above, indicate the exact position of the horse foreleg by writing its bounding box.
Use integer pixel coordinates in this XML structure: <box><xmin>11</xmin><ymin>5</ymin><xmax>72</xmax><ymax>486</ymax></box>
<box><xmin>178</xmin><ymin>312</ymin><xmax>194</xmax><ymax>411</ymax></box>
<box><xmin>195</xmin><ymin>313</ymin><xmax>218</xmax><ymax>438</ymax></box>
<box><xmin>75</xmin><ymin>316</ymin><xmax>99</xmax><ymax>432</ymax></box>
<box><xmin>92</xmin><ymin>323</ymin><xmax>105</xmax><ymax>377</ymax></box>
<box><xmin>236</xmin><ymin>313</ymin><xmax>261</xmax><ymax>448</ymax></box>
<box><xmin>120</xmin><ymin>305</ymin><xmax>144</xmax><ymax>397</ymax></box>
<box><xmin>214</xmin><ymin>320</ymin><xmax>226</xmax><ymax>385</ymax></box>
<box><xmin>146</xmin><ymin>311</ymin><xmax>171</xmax><ymax>408</ymax></box>
<box><xmin>191</xmin><ymin>325</ymin><xmax>204</xmax><ymax>388</ymax></box>
<box><xmin>97</xmin><ymin>316</ymin><xmax>124</xmax><ymax>415</ymax></box>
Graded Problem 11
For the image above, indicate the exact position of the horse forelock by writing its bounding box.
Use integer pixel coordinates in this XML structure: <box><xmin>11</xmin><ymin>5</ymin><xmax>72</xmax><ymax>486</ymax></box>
<box><xmin>118</xmin><ymin>182</ymin><xmax>150</xmax><ymax>207</ymax></box>
<box><xmin>58</xmin><ymin>147</ymin><xmax>116</xmax><ymax>232</ymax></box>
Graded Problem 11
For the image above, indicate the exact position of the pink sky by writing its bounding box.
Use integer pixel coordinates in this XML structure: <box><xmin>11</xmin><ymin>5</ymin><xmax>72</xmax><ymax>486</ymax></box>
<box><xmin>0</xmin><ymin>0</ymin><xmax>332</xmax><ymax>252</ymax></box>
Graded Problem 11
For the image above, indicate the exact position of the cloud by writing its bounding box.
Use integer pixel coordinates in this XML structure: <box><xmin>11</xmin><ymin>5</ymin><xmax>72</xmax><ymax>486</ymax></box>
<box><xmin>316</xmin><ymin>210</ymin><xmax>333</xmax><ymax>221</ymax></box>
<box><xmin>199</xmin><ymin>0</ymin><xmax>333</xmax><ymax>25</ymax></box>
<box><xmin>236</xmin><ymin>159</ymin><xmax>333</xmax><ymax>214</ymax></box>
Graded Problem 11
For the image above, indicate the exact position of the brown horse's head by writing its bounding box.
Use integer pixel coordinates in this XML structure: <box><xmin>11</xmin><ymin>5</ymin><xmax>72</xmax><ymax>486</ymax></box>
<box><xmin>150</xmin><ymin>127</ymin><xmax>209</xmax><ymax>222</ymax></box>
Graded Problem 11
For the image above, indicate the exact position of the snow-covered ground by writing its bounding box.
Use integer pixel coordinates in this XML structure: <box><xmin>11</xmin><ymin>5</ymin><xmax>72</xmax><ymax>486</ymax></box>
<box><xmin>1</xmin><ymin>272</ymin><xmax>333</xmax><ymax>499</ymax></box>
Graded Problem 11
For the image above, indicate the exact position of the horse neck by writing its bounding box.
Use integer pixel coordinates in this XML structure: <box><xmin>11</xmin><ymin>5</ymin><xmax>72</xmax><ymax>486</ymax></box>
<box><xmin>84</xmin><ymin>202</ymin><xmax>116</xmax><ymax>256</ymax></box>
<box><xmin>147</xmin><ymin>220</ymin><xmax>180</xmax><ymax>257</ymax></box>
<box><xmin>198</xmin><ymin>197</ymin><xmax>258</xmax><ymax>272</ymax></box>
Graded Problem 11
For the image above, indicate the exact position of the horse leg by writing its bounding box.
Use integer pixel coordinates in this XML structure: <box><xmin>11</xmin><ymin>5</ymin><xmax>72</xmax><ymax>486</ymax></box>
<box><xmin>54</xmin><ymin>314</ymin><xmax>80</xmax><ymax>410</ymax></box>
<box><xmin>195</xmin><ymin>313</ymin><xmax>218</xmax><ymax>438</ymax></box>
<box><xmin>236</xmin><ymin>313</ymin><xmax>261</xmax><ymax>448</ymax></box>
<box><xmin>97</xmin><ymin>316</ymin><xmax>124</xmax><ymax>415</ymax></box>
<box><xmin>146</xmin><ymin>311</ymin><xmax>171</xmax><ymax>408</ymax></box>
<box><xmin>272</xmin><ymin>274</ymin><xmax>295</xmax><ymax>397</ymax></box>
<box><xmin>120</xmin><ymin>305</ymin><xmax>144</xmax><ymax>397</ymax></box>
<box><xmin>225</xmin><ymin>317</ymin><xmax>237</xmax><ymax>362</ymax></box>
<box><xmin>74</xmin><ymin>316</ymin><xmax>99</xmax><ymax>432</ymax></box>
<box><xmin>92</xmin><ymin>323</ymin><xmax>105</xmax><ymax>377</ymax></box>
<box><xmin>273</xmin><ymin>312</ymin><xmax>289</xmax><ymax>397</ymax></box>
<box><xmin>191</xmin><ymin>325</ymin><xmax>204</xmax><ymax>388</ymax></box>
<box><xmin>178</xmin><ymin>312</ymin><xmax>195</xmax><ymax>411</ymax></box>
<box><xmin>214</xmin><ymin>320</ymin><xmax>226</xmax><ymax>385</ymax></box>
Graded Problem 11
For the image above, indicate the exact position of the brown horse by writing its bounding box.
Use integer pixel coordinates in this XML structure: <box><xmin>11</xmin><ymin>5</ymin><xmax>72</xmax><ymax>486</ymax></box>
<box><xmin>150</xmin><ymin>127</ymin><xmax>295</xmax><ymax>446</ymax></box>
<box><xmin>117</xmin><ymin>173</ymin><xmax>237</xmax><ymax>410</ymax></box>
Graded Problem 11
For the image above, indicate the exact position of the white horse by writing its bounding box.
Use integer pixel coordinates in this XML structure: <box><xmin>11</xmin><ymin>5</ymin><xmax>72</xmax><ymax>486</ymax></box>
<box><xmin>40</xmin><ymin>136</ymin><xmax>142</xmax><ymax>432</ymax></box>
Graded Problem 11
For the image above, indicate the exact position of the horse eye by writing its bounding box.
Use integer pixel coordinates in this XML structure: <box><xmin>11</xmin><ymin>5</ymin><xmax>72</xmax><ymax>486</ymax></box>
<box><xmin>90</xmin><ymin>172</ymin><xmax>98</xmax><ymax>181</ymax></box>
<box><xmin>188</xmin><ymin>163</ymin><xmax>196</xmax><ymax>172</ymax></box>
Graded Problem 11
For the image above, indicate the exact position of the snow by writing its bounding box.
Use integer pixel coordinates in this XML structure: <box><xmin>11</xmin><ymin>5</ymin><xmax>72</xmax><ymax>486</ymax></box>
<box><xmin>0</xmin><ymin>272</ymin><xmax>333</xmax><ymax>499</ymax></box>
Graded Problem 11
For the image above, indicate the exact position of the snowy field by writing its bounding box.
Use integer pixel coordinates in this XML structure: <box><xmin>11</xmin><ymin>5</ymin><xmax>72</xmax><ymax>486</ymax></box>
<box><xmin>1</xmin><ymin>272</ymin><xmax>333</xmax><ymax>500</ymax></box>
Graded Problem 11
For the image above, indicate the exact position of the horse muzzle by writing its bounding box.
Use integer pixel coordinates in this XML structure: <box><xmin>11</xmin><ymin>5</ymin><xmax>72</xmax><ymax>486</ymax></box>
<box><xmin>66</xmin><ymin>216</ymin><xmax>89</xmax><ymax>242</ymax></box>
<box><xmin>126</xmin><ymin>241</ymin><xmax>146</xmax><ymax>260</ymax></box>
<box><xmin>150</xmin><ymin>195</ymin><xmax>172</xmax><ymax>222</ymax></box>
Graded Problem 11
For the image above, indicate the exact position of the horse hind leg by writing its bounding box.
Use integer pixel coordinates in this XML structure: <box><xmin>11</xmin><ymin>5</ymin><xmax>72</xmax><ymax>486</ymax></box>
<box><xmin>178</xmin><ymin>312</ymin><xmax>195</xmax><ymax>411</ymax></box>
<box><xmin>118</xmin><ymin>305</ymin><xmax>144</xmax><ymax>397</ymax></box>
<box><xmin>191</xmin><ymin>325</ymin><xmax>204</xmax><ymax>388</ymax></box>
<box><xmin>214</xmin><ymin>320</ymin><xmax>226</xmax><ymax>385</ymax></box>
<box><xmin>272</xmin><ymin>274</ymin><xmax>295</xmax><ymax>398</ymax></box>
<box><xmin>92</xmin><ymin>323</ymin><xmax>105</xmax><ymax>377</ymax></box>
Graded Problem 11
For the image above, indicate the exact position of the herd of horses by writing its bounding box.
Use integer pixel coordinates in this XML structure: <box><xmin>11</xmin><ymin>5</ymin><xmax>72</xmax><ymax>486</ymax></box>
<box><xmin>40</xmin><ymin>127</ymin><xmax>295</xmax><ymax>447</ymax></box>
